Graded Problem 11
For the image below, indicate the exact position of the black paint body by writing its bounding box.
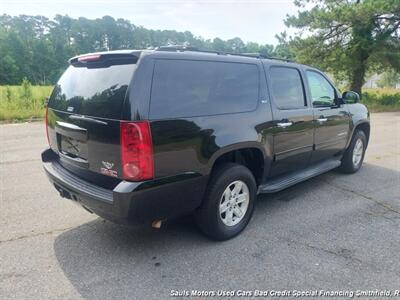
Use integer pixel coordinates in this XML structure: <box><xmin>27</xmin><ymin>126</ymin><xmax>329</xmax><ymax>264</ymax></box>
<box><xmin>42</xmin><ymin>50</ymin><xmax>370</xmax><ymax>225</ymax></box>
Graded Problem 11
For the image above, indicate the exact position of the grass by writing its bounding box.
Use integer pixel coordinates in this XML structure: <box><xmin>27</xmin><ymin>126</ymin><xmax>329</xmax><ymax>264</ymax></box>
<box><xmin>0</xmin><ymin>85</ymin><xmax>53</xmax><ymax>122</ymax></box>
<box><xmin>0</xmin><ymin>85</ymin><xmax>399</xmax><ymax>122</ymax></box>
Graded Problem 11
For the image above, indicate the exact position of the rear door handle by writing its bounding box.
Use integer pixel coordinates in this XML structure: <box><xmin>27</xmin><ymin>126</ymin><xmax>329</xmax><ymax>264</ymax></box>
<box><xmin>317</xmin><ymin>117</ymin><xmax>328</xmax><ymax>123</ymax></box>
<box><xmin>277</xmin><ymin>122</ymin><xmax>293</xmax><ymax>128</ymax></box>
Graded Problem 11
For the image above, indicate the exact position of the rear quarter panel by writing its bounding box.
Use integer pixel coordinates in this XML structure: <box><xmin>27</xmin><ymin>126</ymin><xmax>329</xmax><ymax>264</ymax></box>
<box><xmin>150</xmin><ymin>109</ymin><xmax>274</xmax><ymax>178</ymax></box>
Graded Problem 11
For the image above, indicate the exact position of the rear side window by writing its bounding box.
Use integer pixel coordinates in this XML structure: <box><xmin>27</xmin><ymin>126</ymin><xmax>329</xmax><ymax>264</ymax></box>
<box><xmin>49</xmin><ymin>64</ymin><xmax>136</xmax><ymax>119</ymax></box>
<box><xmin>149</xmin><ymin>59</ymin><xmax>259</xmax><ymax>119</ymax></box>
<box><xmin>269</xmin><ymin>67</ymin><xmax>306</xmax><ymax>109</ymax></box>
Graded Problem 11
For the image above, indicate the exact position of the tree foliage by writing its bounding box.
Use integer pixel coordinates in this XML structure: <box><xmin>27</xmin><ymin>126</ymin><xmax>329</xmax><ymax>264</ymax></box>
<box><xmin>285</xmin><ymin>0</ymin><xmax>400</xmax><ymax>94</ymax></box>
<box><xmin>0</xmin><ymin>14</ymin><xmax>291</xmax><ymax>85</ymax></box>
<box><xmin>377</xmin><ymin>69</ymin><xmax>400</xmax><ymax>88</ymax></box>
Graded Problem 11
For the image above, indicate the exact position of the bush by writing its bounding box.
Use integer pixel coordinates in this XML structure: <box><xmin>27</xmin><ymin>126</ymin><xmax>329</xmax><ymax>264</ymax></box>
<box><xmin>5</xmin><ymin>86</ymin><xmax>12</xmax><ymax>102</ymax></box>
<box><xmin>361</xmin><ymin>88</ymin><xmax>400</xmax><ymax>112</ymax></box>
<box><xmin>20</xmin><ymin>78</ymin><xmax>33</xmax><ymax>102</ymax></box>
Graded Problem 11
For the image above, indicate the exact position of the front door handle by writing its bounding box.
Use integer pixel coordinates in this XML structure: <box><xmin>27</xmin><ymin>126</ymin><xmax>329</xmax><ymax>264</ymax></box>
<box><xmin>317</xmin><ymin>117</ymin><xmax>328</xmax><ymax>123</ymax></box>
<box><xmin>277</xmin><ymin>121</ymin><xmax>293</xmax><ymax>128</ymax></box>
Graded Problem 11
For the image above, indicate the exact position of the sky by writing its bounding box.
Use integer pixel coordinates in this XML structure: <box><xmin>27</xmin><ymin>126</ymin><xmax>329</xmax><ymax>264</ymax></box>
<box><xmin>0</xmin><ymin>0</ymin><xmax>300</xmax><ymax>45</ymax></box>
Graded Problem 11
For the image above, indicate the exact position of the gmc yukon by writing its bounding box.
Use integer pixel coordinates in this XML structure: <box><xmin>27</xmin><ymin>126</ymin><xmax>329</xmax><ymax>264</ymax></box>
<box><xmin>42</xmin><ymin>46</ymin><xmax>370</xmax><ymax>240</ymax></box>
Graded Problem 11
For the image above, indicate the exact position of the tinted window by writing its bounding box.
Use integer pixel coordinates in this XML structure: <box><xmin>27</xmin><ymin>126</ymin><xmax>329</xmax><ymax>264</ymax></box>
<box><xmin>269</xmin><ymin>67</ymin><xmax>305</xmax><ymax>109</ymax></box>
<box><xmin>49</xmin><ymin>64</ymin><xmax>136</xmax><ymax>119</ymax></box>
<box><xmin>149</xmin><ymin>60</ymin><xmax>259</xmax><ymax>119</ymax></box>
<box><xmin>306</xmin><ymin>71</ymin><xmax>335</xmax><ymax>107</ymax></box>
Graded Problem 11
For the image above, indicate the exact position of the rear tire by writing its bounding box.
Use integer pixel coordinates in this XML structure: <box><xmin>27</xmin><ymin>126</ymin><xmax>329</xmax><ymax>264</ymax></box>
<box><xmin>195</xmin><ymin>163</ymin><xmax>256</xmax><ymax>240</ymax></box>
<box><xmin>339</xmin><ymin>130</ymin><xmax>367</xmax><ymax>174</ymax></box>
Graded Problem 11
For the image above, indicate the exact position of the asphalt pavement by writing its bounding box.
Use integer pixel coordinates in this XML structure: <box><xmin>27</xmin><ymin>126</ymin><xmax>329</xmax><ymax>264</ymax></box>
<box><xmin>0</xmin><ymin>112</ymin><xmax>399</xmax><ymax>299</ymax></box>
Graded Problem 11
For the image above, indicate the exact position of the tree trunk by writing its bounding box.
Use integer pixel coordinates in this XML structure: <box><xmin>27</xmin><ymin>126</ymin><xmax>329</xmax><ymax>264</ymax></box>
<box><xmin>348</xmin><ymin>22</ymin><xmax>372</xmax><ymax>97</ymax></box>
<box><xmin>349</xmin><ymin>65</ymin><xmax>366</xmax><ymax>96</ymax></box>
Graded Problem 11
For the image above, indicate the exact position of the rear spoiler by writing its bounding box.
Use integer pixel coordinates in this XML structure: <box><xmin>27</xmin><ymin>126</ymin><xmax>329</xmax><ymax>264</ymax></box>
<box><xmin>69</xmin><ymin>51</ymin><xmax>141</xmax><ymax>68</ymax></box>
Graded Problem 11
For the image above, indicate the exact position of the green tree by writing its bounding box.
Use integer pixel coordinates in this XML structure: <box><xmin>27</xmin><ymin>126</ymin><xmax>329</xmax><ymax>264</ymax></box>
<box><xmin>225</xmin><ymin>37</ymin><xmax>246</xmax><ymax>53</ymax></box>
<box><xmin>274</xmin><ymin>32</ymin><xmax>295</xmax><ymax>59</ymax></box>
<box><xmin>212</xmin><ymin>37</ymin><xmax>228</xmax><ymax>52</ymax></box>
<box><xmin>0</xmin><ymin>14</ymin><xmax>288</xmax><ymax>85</ymax></box>
<box><xmin>0</xmin><ymin>55</ymin><xmax>19</xmax><ymax>84</ymax></box>
<box><xmin>31</xmin><ymin>39</ymin><xmax>57</xmax><ymax>84</ymax></box>
<box><xmin>285</xmin><ymin>0</ymin><xmax>400</xmax><ymax>94</ymax></box>
<box><xmin>377</xmin><ymin>69</ymin><xmax>400</xmax><ymax>88</ymax></box>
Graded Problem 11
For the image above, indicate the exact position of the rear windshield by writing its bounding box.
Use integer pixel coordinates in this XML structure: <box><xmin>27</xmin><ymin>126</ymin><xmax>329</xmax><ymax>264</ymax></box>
<box><xmin>49</xmin><ymin>64</ymin><xmax>136</xmax><ymax>119</ymax></box>
<box><xmin>149</xmin><ymin>59</ymin><xmax>259</xmax><ymax>119</ymax></box>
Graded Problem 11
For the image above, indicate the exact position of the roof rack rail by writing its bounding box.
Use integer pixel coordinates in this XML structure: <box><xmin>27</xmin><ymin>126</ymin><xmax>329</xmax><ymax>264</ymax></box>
<box><xmin>266</xmin><ymin>56</ymin><xmax>293</xmax><ymax>63</ymax></box>
<box><xmin>156</xmin><ymin>45</ymin><xmax>199</xmax><ymax>52</ymax></box>
<box><xmin>241</xmin><ymin>52</ymin><xmax>269</xmax><ymax>59</ymax></box>
<box><xmin>155</xmin><ymin>45</ymin><xmax>294</xmax><ymax>62</ymax></box>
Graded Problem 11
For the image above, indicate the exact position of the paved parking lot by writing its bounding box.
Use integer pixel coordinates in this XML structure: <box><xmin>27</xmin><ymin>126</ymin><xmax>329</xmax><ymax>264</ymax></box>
<box><xmin>1</xmin><ymin>112</ymin><xmax>399</xmax><ymax>299</ymax></box>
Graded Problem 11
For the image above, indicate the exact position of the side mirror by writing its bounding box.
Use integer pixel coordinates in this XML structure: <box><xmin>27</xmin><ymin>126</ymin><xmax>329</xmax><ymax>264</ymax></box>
<box><xmin>342</xmin><ymin>91</ymin><xmax>360</xmax><ymax>104</ymax></box>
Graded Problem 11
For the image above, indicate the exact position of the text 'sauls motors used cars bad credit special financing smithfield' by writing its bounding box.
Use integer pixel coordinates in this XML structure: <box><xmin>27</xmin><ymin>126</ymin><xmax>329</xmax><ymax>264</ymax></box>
<box><xmin>42</xmin><ymin>46</ymin><xmax>370</xmax><ymax>240</ymax></box>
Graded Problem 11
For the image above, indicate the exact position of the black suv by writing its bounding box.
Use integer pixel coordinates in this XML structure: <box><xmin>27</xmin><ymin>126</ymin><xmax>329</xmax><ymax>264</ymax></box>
<box><xmin>42</xmin><ymin>47</ymin><xmax>370</xmax><ymax>240</ymax></box>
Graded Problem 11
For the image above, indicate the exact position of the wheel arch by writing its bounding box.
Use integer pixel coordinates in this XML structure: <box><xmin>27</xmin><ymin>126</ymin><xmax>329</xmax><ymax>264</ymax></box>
<box><xmin>347</xmin><ymin>121</ymin><xmax>370</xmax><ymax>149</ymax></box>
<box><xmin>208</xmin><ymin>143</ymin><xmax>267</xmax><ymax>186</ymax></box>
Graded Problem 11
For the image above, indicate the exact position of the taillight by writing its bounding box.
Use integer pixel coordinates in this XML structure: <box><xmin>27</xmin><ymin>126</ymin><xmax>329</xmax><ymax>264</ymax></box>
<box><xmin>45</xmin><ymin>105</ymin><xmax>50</xmax><ymax>146</ymax></box>
<box><xmin>120</xmin><ymin>121</ymin><xmax>154</xmax><ymax>181</ymax></box>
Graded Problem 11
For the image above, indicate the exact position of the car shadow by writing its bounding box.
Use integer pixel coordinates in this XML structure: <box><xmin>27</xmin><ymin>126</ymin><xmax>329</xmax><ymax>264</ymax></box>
<box><xmin>53</xmin><ymin>162</ymin><xmax>400</xmax><ymax>299</ymax></box>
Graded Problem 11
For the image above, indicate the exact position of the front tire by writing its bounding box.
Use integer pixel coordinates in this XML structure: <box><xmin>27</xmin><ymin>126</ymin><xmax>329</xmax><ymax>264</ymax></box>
<box><xmin>339</xmin><ymin>130</ymin><xmax>367</xmax><ymax>174</ymax></box>
<box><xmin>195</xmin><ymin>163</ymin><xmax>256</xmax><ymax>240</ymax></box>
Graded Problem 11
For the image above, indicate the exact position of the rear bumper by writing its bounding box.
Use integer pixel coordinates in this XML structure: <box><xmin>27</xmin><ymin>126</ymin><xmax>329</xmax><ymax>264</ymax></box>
<box><xmin>41</xmin><ymin>149</ymin><xmax>207</xmax><ymax>225</ymax></box>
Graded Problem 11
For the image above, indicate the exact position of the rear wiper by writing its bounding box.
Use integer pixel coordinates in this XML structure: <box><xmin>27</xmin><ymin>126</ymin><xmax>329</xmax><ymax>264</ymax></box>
<box><xmin>69</xmin><ymin>115</ymin><xmax>108</xmax><ymax>125</ymax></box>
